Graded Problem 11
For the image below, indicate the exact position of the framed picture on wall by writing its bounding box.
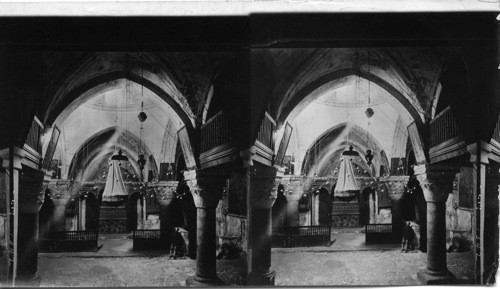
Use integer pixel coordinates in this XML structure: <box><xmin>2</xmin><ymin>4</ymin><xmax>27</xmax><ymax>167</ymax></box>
<box><xmin>42</xmin><ymin>125</ymin><xmax>60</xmax><ymax>170</ymax></box>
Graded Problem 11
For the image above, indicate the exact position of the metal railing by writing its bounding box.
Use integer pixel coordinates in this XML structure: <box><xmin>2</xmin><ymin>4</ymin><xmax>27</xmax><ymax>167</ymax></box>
<box><xmin>200</xmin><ymin>110</ymin><xmax>231</xmax><ymax>153</ymax></box>
<box><xmin>40</xmin><ymin>230</ymin><xmax>98</xmax><ymax>241</ymax></box>
<box><xmin>272</xmin><ymin>225</ymin><xmax>331</xmax><ymax>247</ymax></box>
<box><xmin>366</xmin><ymin>224</ymin><xmax>392</xmax><ymax>233</ymax></box>
<box><xmin>39</xmin><ymin>230</ymin><xmax>99</xmax><ymax>252</ymax></box>
<box><xmin>133</xmin><ymin>229</ymin><xmax>162</xmax><ymax>239</ymax></box>
<box><xmin>430</xmin><ymin>106</ymin><xmax>461</xmax><ymax>147</ymax></box>
<box><xmin>365</xmin><ymin>224</ymin><xmax>394</xmax><ymax>244</ymax></box>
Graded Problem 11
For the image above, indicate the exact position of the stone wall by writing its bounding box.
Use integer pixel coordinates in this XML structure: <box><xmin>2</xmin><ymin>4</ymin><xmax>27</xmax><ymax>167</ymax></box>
<box><xmin>143</xmin><ymin>214</ymin><xmax>160</xmax><ymax>230</ymax></box>
<box><xmin>216</xmin><ymin>192</ymin><xmax>247</xmax><ymax>251</ymax></box>
<box><xmin>66</xmin><ymin>215</ymin><xmax>77</xmax><ymax>231</ymax></box>
<box><xmin>446</xmin><ymin>182</ymin><xmax>473</xmax><ymax>243</ymax></box>
<box><xmin>0</xmin><ymin>215</ymin><xmax>5</xmax><ymax>253</ymax></box>
<box><xmin>375</xmin><ymin>208</ymin><xmax>392</xmax><ymax>224</ymax></box>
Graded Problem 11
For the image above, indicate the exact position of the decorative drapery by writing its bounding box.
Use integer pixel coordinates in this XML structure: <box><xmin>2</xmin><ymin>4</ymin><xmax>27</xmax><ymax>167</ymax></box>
<box><xmin>334</xmin><ymin>146</ymin><xmax>360</xmax><ymax>202</ymax></box>
<box><xmin>102</xmin><ymin>150</ymin><xmax>129</xmax><ymax>203</ymax></box>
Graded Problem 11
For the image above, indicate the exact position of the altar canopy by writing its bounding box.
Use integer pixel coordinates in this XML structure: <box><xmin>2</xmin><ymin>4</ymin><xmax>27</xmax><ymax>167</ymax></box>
<box><xmin>334</xmin><ymin>146</ymin><xmax>360</xmax><ymax>201</ymax></box>
<box><xmin>102</xmin><ymin>150</ymin><xmax>129</xmax><ymax>203</ymax></box>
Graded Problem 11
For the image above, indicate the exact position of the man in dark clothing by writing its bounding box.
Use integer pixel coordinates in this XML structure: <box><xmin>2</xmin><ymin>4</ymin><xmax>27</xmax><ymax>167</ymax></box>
<box><xmin>401</xmin><ymin>221</ymin><xmax>416</xmax><ymax>252</ymax></box>
<box><xmin>170</xmin><ymin>227</ymin><xmax>186</xmax><ymax>259</ymax></box>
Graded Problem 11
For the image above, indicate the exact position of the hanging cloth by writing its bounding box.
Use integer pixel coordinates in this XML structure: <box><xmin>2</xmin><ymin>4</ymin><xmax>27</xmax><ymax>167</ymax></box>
<box><xmin>334</xmin><ymin>147</ymin><xmax>360</xmax><ymax>202</ymax></box>
<box><xmin>102</xmin><ymin>150</ymin><xmax>129</xmax><ymax>203</ymax></box>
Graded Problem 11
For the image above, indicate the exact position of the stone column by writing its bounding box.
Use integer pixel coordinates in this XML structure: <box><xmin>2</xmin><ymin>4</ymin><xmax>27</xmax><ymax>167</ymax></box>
<box><xmin>385</xmin><ymin>176</ymin><xmax>410</xmax><ymax>242</ymax></box>
<box><xmin>414</xmin><ymin>164</ymin><xmax>458</xmax><ymax>284</ymax></box>
<box><xmin>48</xmin><ymin>180</ymin><xmax>75</xmax><ymax>232</ymax></box>
<box><xmin>154</xmin><ymin>181</ymin><xmax>178</xmax><ymax>249</ymax></box>
<box><xmin>247</xmin><ymin>158</ymin><xmax>284</xmax><ymax>286</ymax></box>
<box><xmin>17</xmin><ymin>167</ymin><xmax>47</xmax><ymax>286</ymax></box>
<box><xmin>467</xmin><ymin>141</ymin><xmax>491</xmax><ymax>284</ymax></box>
<box><xmin>184</xmin><ymin>170</ymin><xmax>224</xmax><ymax>286</ymax></box>
<box><xmin>79</xmin><ymin>199</ymin><xmax>86</xmax><ymax>230</ymax></box>
<box><xmin>280</xmin><ymin>175</ymin><xmax>309</xmax><ymax>226</ymax></box>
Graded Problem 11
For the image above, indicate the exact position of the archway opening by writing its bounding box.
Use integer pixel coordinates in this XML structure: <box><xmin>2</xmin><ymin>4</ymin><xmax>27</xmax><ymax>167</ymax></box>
<box><xmin>272</xmin><ymin>185</ymin><xmax>288</xmax><ymax>229</ymax></box>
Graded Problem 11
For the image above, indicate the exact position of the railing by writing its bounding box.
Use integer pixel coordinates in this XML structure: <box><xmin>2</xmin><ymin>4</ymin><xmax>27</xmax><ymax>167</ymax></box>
<box><xmin>366</xmin><ymin>224</ymin><xmax>392</xmax><ymax>233</ymax></box>
<box><xmin>200</xmin><ymin>110</ymin><xmax>231</xmax><ymax>153</ymax></box>
<box><xmin>257</xmin><ymin>112</ymin><xmax>276</xmax><ymax>150</ymax></box>
<box><xmin>39</xmin><ymin>231</ymin><xmax>98</xmax><ymax>252</ymax></box>
<box><xmin>25</xmin><ymin>117</ymin><xmax>43</xmax><ymax>154</ymax></box>
<box><xmin>133</xmin><ymin>230</ymin><xmax>161</xmax><ymax>239</ymax></box>
<box><xmin>430</xmin><ymin>106</ymin><xmax>461</xmax><ymax>147</ymax></box>
<box><xmin>493</xmin><ymin>116</ymin><xmax>500</xmax><ymax>144</ymax></box>
<box><xmin>365</xmin><ymin>224</ymin><xmax>394</xmax><ymax>244</ymax></box>
<box><xmin>132</xmin><ymin>230</ymin><xmax>168</xmax><ymax>251</ymax></box>
<box><xmin>272</xmin><ymin>225</ymin><xmax>331</xmax><ymax>247</ymax></box>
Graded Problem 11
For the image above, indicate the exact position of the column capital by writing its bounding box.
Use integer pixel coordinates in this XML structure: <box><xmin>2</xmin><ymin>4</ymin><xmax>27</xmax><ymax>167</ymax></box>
<box><xmin>467</xmin><ymin>141</ymin><xmax>492</xmax><ymax>165</ymax></box>
<box><xmin>19</xmin><ymin>169</ymin><xmax>47</xmax><ymax>213</ymax></box>
<box><xmin>249</xmin><ymin>165</ymin><xmax>281</xmax><ymax>210</ymax></box>
<box><xmin>0</xmin><ymin>146</ymin><xmax>24</xmax><ymax>171</ymax></box>
<box><xmin>153</xmin><ymin>181</ymin><xmax>178</xmax><ymax>206</ymax></box>
<box><xmin>184</xmin><ymin>169</ymin><xmax>224</xmax><ymax>209</ymax></box>
<box><xmin>383</xmin><ymin>176</ymin><xmax>410</xmax><ymax>201</ymax></box>
<box><xmin>240</xmin><ymin>146</ymin><xmax>257</xmax><ymax>168</ymax></box>
<box><xmin>48</xmin><ymin>179</ymin><xmax>76</xmax><ymax>206</ymax></box>
<box><xmin>414</xmin><ymin>164</ymin><xmax>458</xmax><ymax>203</ymax></box>
<box><xmin>280</xmin><ymin>175</ymin><xmax>310</xmax><ymax>194</ymax></box>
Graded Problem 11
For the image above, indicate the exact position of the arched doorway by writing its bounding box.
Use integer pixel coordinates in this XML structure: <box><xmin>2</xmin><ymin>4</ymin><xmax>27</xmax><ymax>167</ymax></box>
<box><xmin>127</xmin><ymin>192</ymin><xmax>145</xmax><ymax>231</ymax></box>
<box><xmin>317</xmin><ymin>188</ymin><xmax>331</xmax><ymax>226</ymax></box>
<box><xmin>272</xmin><ymin>185</ymin><xmax>288</xmax><ymax>228</ymax></box>
<box><xmin>39</xmin><ymin>189</ymin><xmax>54</xmax><ymax>238</ymax></box>
<box><xmin>360</xmin><ymin>187</ymin><xmax>376</xmax><ymax>226</ymax></box>
<box><xmin>80</xmin><ymin>192</ymin><xmax>99</xmax><ymax>231</ymax></box>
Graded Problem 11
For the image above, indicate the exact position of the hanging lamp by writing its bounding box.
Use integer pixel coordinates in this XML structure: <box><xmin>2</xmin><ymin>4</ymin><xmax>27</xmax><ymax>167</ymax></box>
<box><xmin>365</xmin><ymin>48</ymin><xmax>375</xmax><ymax>167</ymax></box>
<box><xmin>102</xmin><ymin>150</ymin><xmax>129</xmax><ymax>203</ymax></box>
<box><xmin>101</xmin><ymin>63</ymin><xmax>130</xmax><ymax>204</ymax></box>
<box><xmin>334</xmin><ymin>62</ymin><xmax>361</xmax><ymax>202</ymax></box>
<box><xmin>137</xmin><ymin>52</ymin><xmax>148</xmax><ymax>182</ymax></box>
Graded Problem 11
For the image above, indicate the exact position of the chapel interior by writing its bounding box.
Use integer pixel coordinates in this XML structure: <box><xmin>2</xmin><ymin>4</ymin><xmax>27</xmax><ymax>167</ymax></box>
<box><xmin>0</xmin><ymin>13</ymin><xmax>499</xmax><ymax>286</ymax></box>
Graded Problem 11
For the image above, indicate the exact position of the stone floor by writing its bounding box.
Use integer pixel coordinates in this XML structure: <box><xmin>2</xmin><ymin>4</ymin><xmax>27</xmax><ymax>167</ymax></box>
<box><xmin>36</xmin><ymin>234</ymin><xmax>246</xmax><ymax>287</ymax></box>
<box><xmin>272</xmin><ymin>233</ymin><xmax>475</xmax><ymax>286</ymax></box>
<box><xmin>37</xmin><ymin>256</ymin><xmax>246</xmax><ymax>287</ymax></box>
<box><xmin>2</xmin><ymin>233</ymin><xmax>475</xmax><ymax>287</ymax></box>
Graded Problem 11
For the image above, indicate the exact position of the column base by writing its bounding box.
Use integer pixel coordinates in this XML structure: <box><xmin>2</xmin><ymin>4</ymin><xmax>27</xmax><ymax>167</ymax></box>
<box><xmin>248</xmin><ymin>269</ymin><xmax>276</xmax><ymax>286</ymax></box>
<box><xmin>186</xmin><ymin>275</ymin><xmax>224</xmax><ymax>286</ymax></box>
<box><xmin>15</xmin><ymin>273</ymin><xmax>42</xmax><ymax>287</ymax></box>
<box><xmin>417</xmin><ymin>269</ymin><xmax>455</xmax><ymax>285</ymax></box>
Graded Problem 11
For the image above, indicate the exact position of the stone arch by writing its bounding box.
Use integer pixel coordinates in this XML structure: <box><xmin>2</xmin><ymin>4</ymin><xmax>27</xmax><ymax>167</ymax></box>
<box><xmin>67</xmin><ymin>126</ymin><xmax>155</xmax><ymax>181</ymax></box>
<box><xmin>43</xmin><ymin>72</ymin><xmax>197</xmax><ymax>167</ymax></box>
<box><xmin>276</xmin><ymin>69</ymin><xmax>427</xmax><ymax>163</ymax></box>
<box><xmin>300</xmin><ymin>122</ymin><xmax>389</xmax><ymax>177</ymax></box>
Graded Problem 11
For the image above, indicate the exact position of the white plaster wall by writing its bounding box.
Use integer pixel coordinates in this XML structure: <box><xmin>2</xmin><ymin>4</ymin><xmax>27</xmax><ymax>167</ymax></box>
<box><xmin>50</xmin><ymin>90</ymin><xmax>182</xmax><ymax>179</ymax></box>
<box><xmin>286</xmin><ymin>98</ymin><xmax>399</xmax><ymax>175</ymax></box>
